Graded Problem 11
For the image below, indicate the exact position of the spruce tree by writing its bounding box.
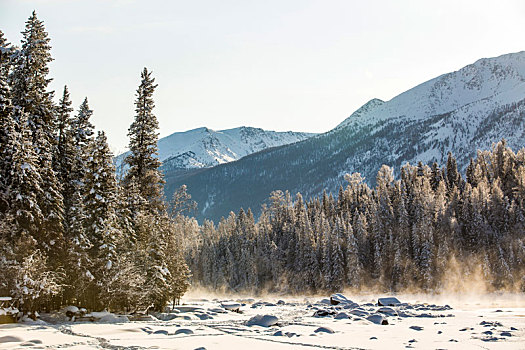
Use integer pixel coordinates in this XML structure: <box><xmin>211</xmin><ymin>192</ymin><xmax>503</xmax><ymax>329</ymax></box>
<box><xmin>9</xmin><ymin>11</ymin><xmax>54</xmax><ymax>130</ymax></box>
<box><xmin>84</xmin><ymin>131</ymin><xmax>118</xmax><ymax>247</ymax></box>
<box><xmin>83</xmin><ymin>131</ymin><xmax>120</xmax><ymax>308</ymax></box>
<box><xmin>123</xmin><ymin>67</ymin><xmax>164</xmax><ymax>214</ymax></box>
<box><xmin>5</xmin><ymin>112</ymin><xmax>43</xmax><ymax>239</ymax></box>
<box><xmin>10</xmin><ymin>11</ymin><xmax>64</xmax><ymax>260</ymax></box>
<box><xmin>0</xmin><ymin>31</ymin><xmax>15</xmax><ymax>214</ymax></box>
<box><xmin>54</xmin><ymin>86</ymin><xmax>74</xmax><ymax>185</ymax></box>
<box><xmin>70</xmin><ymin>98</ymin><xmax>94</xmax><ymax>193</ymax></box>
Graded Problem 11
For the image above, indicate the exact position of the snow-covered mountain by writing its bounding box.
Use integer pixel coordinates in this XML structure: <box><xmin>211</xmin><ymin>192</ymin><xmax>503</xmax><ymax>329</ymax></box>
<box><xmin>115</xmin><ymin>126</ymin><xmax>315</xmax><ymax>173</ymax></box>
<box><xmin>163</xmin><ymin>51</ymin><xmax>525</xmax><ymax>222</ymax></box>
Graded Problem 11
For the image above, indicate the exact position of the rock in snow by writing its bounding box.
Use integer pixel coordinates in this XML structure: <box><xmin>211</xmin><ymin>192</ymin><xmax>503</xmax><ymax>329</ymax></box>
<box><xmin>334</xmin><ymin>312</ymin><xmax>350</xmax><ymax>319</ymax></box>
<box><xmin>330</xmin><ymin>293</ymin><xmax>353</xmax><ymax>305</ymax></box>
<box><xmin>378</xmin><ymin>297</ymin><xmax>401</xmax><ymax>306</ymax></box>
<box><xmin>366</xmin><ymin>314</ymin><xmax>389</xmax><ymax>325</ymax></box>
<box><xmin>314</xmin><ymin>327</ymin><xmax>335</xmax><ymax>334</ymax></box>
<box><xmin>221</xmin><ymin>302</ymin><xmax>242</xmax><ymax>312</ymax></box>
<box><xmin>313</xmin><ymin>309</ymin><xmax>337</xmax><ymax>317</ymax></box>
<box><xmin>246</xmin><ymin>314</ymin><xmax>279</xmax><ymax>327</ymax></box>
<box><xmin>377</xmin><ymin>307</ymin><xmax>398</xmax><ymax>316</ymax></box>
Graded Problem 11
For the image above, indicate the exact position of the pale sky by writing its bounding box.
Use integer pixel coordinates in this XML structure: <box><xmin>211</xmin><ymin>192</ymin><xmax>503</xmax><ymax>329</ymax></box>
<box><xmin>2</xmin><ymin>0</ymin><xmax>525</xmax><ymax>153</ymax></box>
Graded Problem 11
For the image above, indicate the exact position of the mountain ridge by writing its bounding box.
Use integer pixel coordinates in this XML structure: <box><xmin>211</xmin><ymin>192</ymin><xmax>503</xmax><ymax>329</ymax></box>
<box><xmin>115</xmin><ymin>126</ymin><xmax>316</xmax><ymax>173</ymax></box>
<box><xmin>161</xmin><ymin>51</ymin><xmax>525</xmax><ymax>223</ymax></box>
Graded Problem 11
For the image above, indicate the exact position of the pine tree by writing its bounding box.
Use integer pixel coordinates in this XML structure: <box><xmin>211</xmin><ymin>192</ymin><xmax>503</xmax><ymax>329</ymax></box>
<box><xmin>0</xmin><ymin>31</ymin><xmax>16</xmax><ymax>214</ymax></box>
<box><xmin>330</xmin><ymin>218</ymin><xmax>345</xmax><ymax>292</ymax></box>
<box><xmin>165</xmin><ymin>216</ymin><xmax>191</xmax><ymax>306</ymax></box>
<box><xmin>54</xmin><ymin>86</ymin><xmax>74</xmax><ymax>185</ymax></box>
<box><xmin>83</xmin><ymin>131</ymin><xmax>120</xmax><ymax>308</ymax></box>
<box><xmin>9</xmin><ymin>11</ymin><xmax>54</xmax><ymax>130</ymax></box>
<box><xmin>6</xmin><ymin>113</ymin><xmax>44</xmax><ymax>241</ymax></box>
<box><xmin>71</xmin><ymin>98</ymin><xmax>94</xmax><ymax>149</ymax></box>
<box><xmin>70</xmin><ymin>98</ymin><xmax>94</xmax><ymax>192</ymax></box>
<box><xmin>9</xmin><ymin>11</ymin><xmax>64</xmax><ymax>262</ymax></box>
<box><xmin>345</xmin><ymin>221</ymin><xmax>361</xmax><ymax>289</ymax></box>
<box><xmin>84</xmin><ymin>131</ymin><xmax>118</xmax><ymax>246</ymax></box>
<box><xmin>123</xmin><ymin>68</ymin><xmax>164</xmax><ymax>214</ymax></box>
<box><xmin>446</xmin><ymin>152</ymin><xmax>461</xmax><ymax>191</ymax></box>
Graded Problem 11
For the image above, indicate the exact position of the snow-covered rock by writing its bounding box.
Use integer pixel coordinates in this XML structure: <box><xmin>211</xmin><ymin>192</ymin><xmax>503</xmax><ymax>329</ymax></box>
<box><xmin>246</xmin><ymin>314</ymin><xmax>279</xmax><ymax>327</ymax></box>
<box><xmin>221</xmin><ymin>302</ymin><xmax>242</xmax><ymax>312</ymax></box>
<box><xmin>366</xmin><ymin>314</ymin><xmax>388</xmax><ymax>325</ymax></box>
<box><xmin>64</xmin><ymin>306</ymin><xmax>79</xmax><ymax>314</ymax></box>
<box><xmin>334</xmin><ymin>312</ymin><xmax>350</xmax><ymax>319</ymax></box>
<box><xmin>378</xmin><ymin>297</ymin><xmax>401</xmax><ymax>307</ymax></box>
<box><xmin>314</xmin><ymin>326</ymin><xmax>335</xmax><ymax>334</ymax></box>
<box><xmin>377</xmin><ymin>307</ymin><xmax>398</xmax><ymax>316</ymax></box>
<box><xmin>349</xmin><ymin>308</ymin><xmax>369</xmax><ymax>317</ymax></box>
<box><xmin>330</xmin><ymin>293</ymin><xmax>353</xmax><ymax>305</ymax></box>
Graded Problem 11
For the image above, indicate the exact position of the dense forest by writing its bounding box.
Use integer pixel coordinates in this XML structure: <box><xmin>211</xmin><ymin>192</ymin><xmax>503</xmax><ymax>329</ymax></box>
<box><xmin>183</xmin><ymin>143</ymin><xmax>525</xmax><ymax>294</ymax></box>
<box><xmin>0</xmin><ymin>12</ymin><xmax>190</xmax><ymax>313</ymax></box>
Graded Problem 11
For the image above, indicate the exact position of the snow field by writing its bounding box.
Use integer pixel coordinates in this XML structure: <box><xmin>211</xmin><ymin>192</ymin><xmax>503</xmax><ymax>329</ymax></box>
<box><xmin>1</xmin><ymin>293</ymin><xmax>524</xmax><ymax>349</ymax></box>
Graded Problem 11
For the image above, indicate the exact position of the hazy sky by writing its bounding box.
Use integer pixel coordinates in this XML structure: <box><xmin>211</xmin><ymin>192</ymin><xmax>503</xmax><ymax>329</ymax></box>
<box><xmin>2</xmin><ymin>0</ymin><xmax>525</xmax><ymax>152</ymax></box>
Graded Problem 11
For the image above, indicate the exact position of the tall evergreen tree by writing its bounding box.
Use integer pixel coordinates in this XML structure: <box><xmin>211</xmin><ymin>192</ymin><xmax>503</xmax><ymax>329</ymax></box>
<box><xmin>5</xmin><ymin>113</ymin><xmax>43</xmax><ymax>240</ymax></box>
<box><xmin>9</xmin><ymin>11</ymin><xmax>64</xmax><ymax>260</ymax></box>
<box><xmin>54</xmin><ymin>86</ymin><xmax>74</xmax><ymax>183</ymax></box>
<box><xmin>83</xmin><ymin>131</ymin><xmax>120</xmax><ymax>304</ymax></box>
<box><xmin>9</xmin><ymin>11</ymin><xmax>54</xmax><ymax>130</ymax></box>
<box><xmin>0</xmin><ymin>31</ymin><xmax>16</xmax><ymax>214</ymax></box>
<box><xmin>123</xmin><ymin>68</ymin><xmax>164</xmax><ymax>214</ymax></box>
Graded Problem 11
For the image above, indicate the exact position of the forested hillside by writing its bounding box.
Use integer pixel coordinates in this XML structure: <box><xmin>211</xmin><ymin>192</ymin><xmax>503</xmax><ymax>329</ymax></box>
<box><xmin>182</xmin><ymin>142</ymin><xmax>525</xmax><ymax>293</ymax></box>
<box><xmin>0</xmin><ymin>13</ymin><xmax>190</xmax><ymax>313</ymax></box>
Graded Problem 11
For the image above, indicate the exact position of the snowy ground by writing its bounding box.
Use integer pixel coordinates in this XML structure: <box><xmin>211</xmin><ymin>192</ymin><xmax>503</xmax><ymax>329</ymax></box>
<box><xmin>1</xmin><ymin>293</ymin><xmax>524</xmax><ymax>349</ymax></box>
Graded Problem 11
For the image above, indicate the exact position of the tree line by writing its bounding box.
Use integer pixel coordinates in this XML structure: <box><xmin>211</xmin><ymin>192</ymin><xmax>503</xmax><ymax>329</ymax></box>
<box><xmin>0</xmin><ymin>12</ymin><xmax>190</xmax><ymax>313</ymax></box>
<box><xmin>184</xmin><ymin>142</ymin><xmax>525</xmax><ymax>294</ymax></box>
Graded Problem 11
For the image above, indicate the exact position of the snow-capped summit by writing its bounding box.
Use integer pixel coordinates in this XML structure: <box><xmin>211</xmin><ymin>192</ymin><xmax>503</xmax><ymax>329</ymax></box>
<box><xmin>338</xmin><ymin>51</ymin><xmax>525</xmax><ymax>130</ymax></box>
<box><xmin>115</xmin><ymin>126</ymin><xmax>315</xmax><ymax>172</ymax></box>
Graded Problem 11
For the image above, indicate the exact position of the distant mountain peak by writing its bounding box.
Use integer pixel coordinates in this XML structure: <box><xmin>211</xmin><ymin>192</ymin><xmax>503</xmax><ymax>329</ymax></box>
<box><xmin>336</xmin><ymin>98</ymin><xmax>385</xmax><ymax>128</ymax></box>
<box><xmin>115</xmin><ymin>126</ymin><xmax>317</xmax><ymax>174</ymax></box>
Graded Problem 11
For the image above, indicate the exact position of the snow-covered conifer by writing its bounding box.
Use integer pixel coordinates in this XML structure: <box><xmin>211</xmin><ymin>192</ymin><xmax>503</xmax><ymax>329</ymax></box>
<box><xmin>123</xmin><ymin>68</ymin><xmax>165</xmax><ymax>214</ymax></box>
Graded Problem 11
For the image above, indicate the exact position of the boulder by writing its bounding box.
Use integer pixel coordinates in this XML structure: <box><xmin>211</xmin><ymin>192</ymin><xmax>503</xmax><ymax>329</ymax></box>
<box><xmin>313</xmin><ymin>309</ymin><xmax>336</xmax><ymax>317</ymax></box>
<box><xmin>366</xmin><ymin>314</ymin><xmax>388</xmax><ymax>325</ymax></box>
<box><xmin>334</xmin><ymin>312</ymin><xmax>349</xmax><ymax>319</ymax></box>
<box><xmin>378</xmin><ymin>297</ymin><xmax>401</xmax><ymax>306</ymax></box>
<box><xmin>221</xmin><ymin>302</ymin><xmax>242</xmax><ymax>313</ymax></box>
<box><xmin>330</xmin><ymin>293</ymin><xmax>353</xmax><ymax>305</ymax></box>
<box><xmin>377</xmin><ymin>307</ymin><xmax>397</xmax><ymax>316</ymax></box>
<box><xmin>314</xmin><ymin>327</ymin><xmax>335</xmax><ymax>334</ymax></box>
<box><xmin>246</xmin><ymin>314</ymin><xmax>279</xmax><ymax>327</ymax></box>
<box><xmin>175</xmin><ymin>328</ymin><xmax>194</xmax><ymax>335</ymax></box>
<box><xmin>349</xmin><ymin>308</ymin><xmax>369</xmax><ymax>317</ymax></box>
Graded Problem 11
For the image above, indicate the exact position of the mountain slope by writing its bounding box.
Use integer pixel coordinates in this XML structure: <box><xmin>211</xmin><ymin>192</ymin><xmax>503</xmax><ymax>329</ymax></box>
<box><xmin>115</xmin><ymin>126</ymin><xmax>316</xmax><ymax>173</ymax></box>
<box><xmin>164</xmin><ymin>51</ymin><xmax>525</xmax><ymax>222</ymax></box>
